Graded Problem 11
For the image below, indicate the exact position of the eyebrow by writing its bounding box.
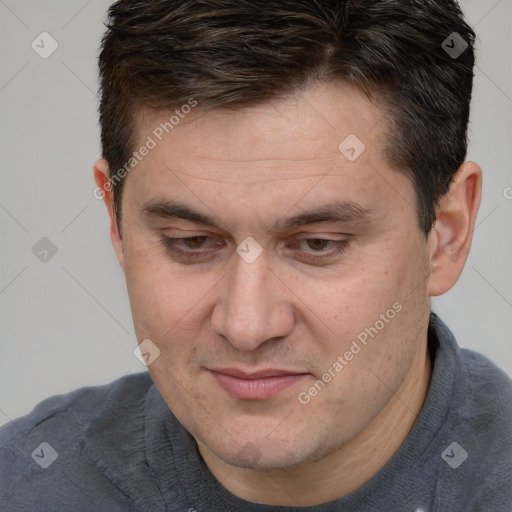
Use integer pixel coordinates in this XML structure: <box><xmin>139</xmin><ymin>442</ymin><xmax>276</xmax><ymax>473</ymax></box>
<box><xmin>141</xmin><ymin>198</ymin><xmax>374</xmax><ymax>232</ymax></box>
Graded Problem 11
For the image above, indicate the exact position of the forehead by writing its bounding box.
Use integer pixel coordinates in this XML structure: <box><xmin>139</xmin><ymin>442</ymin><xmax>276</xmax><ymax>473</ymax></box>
<box><xmin>125</xmin><ymin>81</ymin><xmax>415</xmax><ymax>229</ymax></box>
<box><xmin>135</xmin><ymin>82</ymin><xmax>388</xmax><ymax>181</ymax></box>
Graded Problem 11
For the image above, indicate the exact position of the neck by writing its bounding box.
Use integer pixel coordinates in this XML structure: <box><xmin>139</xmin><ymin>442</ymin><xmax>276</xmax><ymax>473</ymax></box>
<box><xmin>198</xmin><ymin>343</ymin><xmax>433</xmax><ymax>506</ymax></box>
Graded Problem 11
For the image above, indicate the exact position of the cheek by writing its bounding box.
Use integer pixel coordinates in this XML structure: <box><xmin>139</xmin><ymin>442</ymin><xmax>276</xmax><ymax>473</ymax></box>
<box><xmin>294</xmin><ymin>236</ymin><xmax>428</xmax><ymax>373</ymax></box>
<box><xmin>293</xmin><ymin>257</ymin><xmax>406</xmax><ymax>346</ymax></box>
<box><xmin>120</xmin><ymin>230</ymin><xmax>231</xmax><ymax>388</ymax></box>
<box><xmin>122</xmin><ymin>236</ymin><xmax>213</xmax><ymax>344</ymax></box>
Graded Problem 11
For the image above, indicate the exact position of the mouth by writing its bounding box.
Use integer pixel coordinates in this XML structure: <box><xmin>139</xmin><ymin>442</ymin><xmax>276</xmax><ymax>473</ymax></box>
<box><xmin>207</xmin><ymin>367</ymin><xmax>309</xmax><ymax>400</ymax></box>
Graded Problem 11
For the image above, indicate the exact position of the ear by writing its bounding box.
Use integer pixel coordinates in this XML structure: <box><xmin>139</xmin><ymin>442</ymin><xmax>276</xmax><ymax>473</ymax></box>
<box><xmin>93</xmin><ymin>159</ymin><xmax>125</xmax><ymax>272</ymax></box>
<box><xmin>427</xmin><ymin>161</ymin><xmax>482</xmax><ymax>297</ymax></box>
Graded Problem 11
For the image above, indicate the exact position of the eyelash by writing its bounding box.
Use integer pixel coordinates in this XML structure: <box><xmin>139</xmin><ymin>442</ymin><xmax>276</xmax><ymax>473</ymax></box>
<box><xmin>159</xmin><ymin>235</ymin><xmax>351</xmax><ymax>262</ymax></box>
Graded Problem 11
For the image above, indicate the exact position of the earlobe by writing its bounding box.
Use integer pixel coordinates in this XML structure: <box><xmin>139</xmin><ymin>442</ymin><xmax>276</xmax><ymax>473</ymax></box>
<box><xmin>93</xmin><ymin>159</ymin><xmax>125</xmax><ymax>272</ymax></box>
<box><xmin>427</xmin><ymin>161</ymin><xmax>482</xmax><ymax>297</ymax></box>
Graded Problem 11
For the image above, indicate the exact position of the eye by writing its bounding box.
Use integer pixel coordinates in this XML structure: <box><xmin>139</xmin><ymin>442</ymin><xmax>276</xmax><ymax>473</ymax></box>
<box><xmin>174</xmin><ymin>236</ymin><xmax>209</xmax><ymax>249</ymax></box>
<box><xmin>160</xmin><ymin>235</ymin><xmax>224</xmax><ymax>260</ymax></box>
<box><xmin>302</xmin><ymin>239</ymin><xmax>339</xmax><ymax>252</ymax></box>
<box><xmin>286</xmin><ymin>237</ymin><xmax>351</xmax><ymax>261</ymax></box>
<box><xmin>159</xmin><ymin>234</ymin><xmax>351</xmax><ymax>264</ymax></box>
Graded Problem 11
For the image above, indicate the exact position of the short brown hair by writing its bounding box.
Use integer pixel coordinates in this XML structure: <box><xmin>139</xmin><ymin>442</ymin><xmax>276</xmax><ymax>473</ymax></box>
<box><xmin>98</xmin><ymin>0</ymin><xmax>476</xmax><ymax>234</ymax></box>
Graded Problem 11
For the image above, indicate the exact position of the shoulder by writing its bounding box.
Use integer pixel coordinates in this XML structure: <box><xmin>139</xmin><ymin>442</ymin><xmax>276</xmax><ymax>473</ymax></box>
<box><xmin>457</xmin><ymin>349</ymin><xmax>512</xmax><ymax>510</ymax></box>
<box><xmin>0</xmin><ymin>371</ymin><xmax>153</xmax><ymax>447</ymax></box>
<box><xmin>0</xmin><ymin>372</ymin><xmax>153</xmax><ymax>509</ymax></box>
<box><xmin>459</xmin><ymin>347</ymin><xmax>512</xmax><ymax>417</ymax></box>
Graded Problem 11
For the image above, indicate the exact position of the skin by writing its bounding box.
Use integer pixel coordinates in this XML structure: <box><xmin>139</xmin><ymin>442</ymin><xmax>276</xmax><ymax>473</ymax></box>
<box><xmin>94</xmin><ymin>81</ymin><xmax>481</xmax><ymax>506</ymax></box>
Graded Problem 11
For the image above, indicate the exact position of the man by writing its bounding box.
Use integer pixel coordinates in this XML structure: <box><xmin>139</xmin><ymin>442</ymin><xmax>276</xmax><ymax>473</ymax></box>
<box><xmin>1</xmin><ymin>0</ymin><xmax>511</xmax><ymax>510</ymax></box>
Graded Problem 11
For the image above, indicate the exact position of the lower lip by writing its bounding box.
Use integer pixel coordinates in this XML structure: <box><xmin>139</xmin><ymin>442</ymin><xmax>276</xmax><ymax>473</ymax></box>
<box><xmin>210</xmin><ymin>372</ymin><xmax>307</xmax><ymax>400</ymax></box>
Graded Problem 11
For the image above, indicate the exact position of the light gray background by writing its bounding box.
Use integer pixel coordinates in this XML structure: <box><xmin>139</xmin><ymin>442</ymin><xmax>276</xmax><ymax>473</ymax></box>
<box><xmin>1</xmin><ymin>0</ymin><xmax>511</xmax><ymax>427</ymax></box>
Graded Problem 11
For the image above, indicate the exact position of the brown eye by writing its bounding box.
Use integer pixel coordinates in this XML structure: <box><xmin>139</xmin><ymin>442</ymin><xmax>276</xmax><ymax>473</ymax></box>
<box><xmin>285</xmin><ymin>237</ymin><xmax>351</xmax><ymax>263</ymax></box>
<box><xmin>160</xmin><ymin>235</ymin><xmax>225</xmax><ymax>262</ymax></box>
<box><xmin>305</xmin><ymin>239</ymin><xmax>338</xmax><ymax>252</ymax></box>
<box><xmin>182</xmin><ymin>236</ymin><xmax>209</xmax><ymax>249</ymax></box>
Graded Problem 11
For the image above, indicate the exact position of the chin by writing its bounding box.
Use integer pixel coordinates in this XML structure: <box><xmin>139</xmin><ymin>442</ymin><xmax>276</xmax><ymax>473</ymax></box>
<box><xmin>201</xmin><ymin>427</ymin><xmax>334</xmax><ymax>471</ymax></box>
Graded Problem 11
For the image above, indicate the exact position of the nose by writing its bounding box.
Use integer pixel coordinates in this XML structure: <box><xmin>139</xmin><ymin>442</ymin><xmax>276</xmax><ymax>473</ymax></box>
<box><xmin>211</xmin><ymin>249</ymin><xmax>294</xmax><ymax>351</ymax></box>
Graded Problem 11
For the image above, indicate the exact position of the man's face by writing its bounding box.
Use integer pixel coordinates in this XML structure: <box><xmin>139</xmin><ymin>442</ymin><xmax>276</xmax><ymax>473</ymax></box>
<box><xmin>116</xmin><ymin>82</ymin><xmax>433</xmax><ymax>469</ymax></box>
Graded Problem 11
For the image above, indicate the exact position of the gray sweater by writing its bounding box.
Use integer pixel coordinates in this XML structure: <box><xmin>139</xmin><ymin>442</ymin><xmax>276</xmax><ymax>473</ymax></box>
<box><xmin>1</xmin><ymin>314</ymin><xmax>511</xmax><ymax>511</ymax></box>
